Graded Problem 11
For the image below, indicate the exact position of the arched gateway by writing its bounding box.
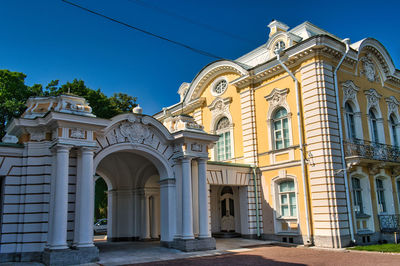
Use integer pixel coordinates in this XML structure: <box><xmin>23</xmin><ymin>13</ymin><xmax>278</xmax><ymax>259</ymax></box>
<box><xmin>0</xmin><ymin>95</ymin><xmax>218</xmax><ymax>265</ymax></box>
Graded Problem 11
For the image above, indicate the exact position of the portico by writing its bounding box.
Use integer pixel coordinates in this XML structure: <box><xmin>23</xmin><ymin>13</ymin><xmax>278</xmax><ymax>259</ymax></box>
<box><xmin>0</xmin><ymin>95</ymin><xmax>218</xmax><ymax>265</ymax></box>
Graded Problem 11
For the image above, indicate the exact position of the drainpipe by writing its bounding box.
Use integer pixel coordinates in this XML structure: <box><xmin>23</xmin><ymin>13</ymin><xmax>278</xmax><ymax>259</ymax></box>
<box><xmin>276</xmin><ymin>51</ymin><xmax>312</xmax><ymax>245</ymax></box>
<box><xmin>333</xmin><ymin>38</ymin><xmax>356</xmax><ymax>244</ymax></box>
<box><xmin>252</xmin><ymin>166</ymin><xmax>261</xmax><ymax>238</ymax></box>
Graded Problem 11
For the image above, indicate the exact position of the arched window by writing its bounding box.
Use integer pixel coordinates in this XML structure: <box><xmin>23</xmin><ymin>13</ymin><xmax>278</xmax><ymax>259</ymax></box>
<box><xmin>216</xmin><ymin>117</ymin><xmax>231</xmax><ymax>161</ymax></box>
<box><xmin>376</xmin><ymin>178</ymin><xmax>387</xmax><ymax>213</ymax></box>
<box><xmin>351</xmin><ymin>177</ymin><xmax>364</xmax><ymax>215</ymax></box>
<box><xmin>369</xmin><ymin>109</ymin><xmax>379</xmax><ymax>144</ymax></box>
<box><xmin>345</xmin><ymin>102</ymin><xmax>356</xmax><ymax>140</ymax></box>
<box><xmin>278</xmin><ymin>180</ymin><xmax>296</xmax><ymax>217</ymax></box>
<box><xmin>273</xmin><ymin>108</ymin><xmax>289</xmax><ymax>149</ymax></box>
<box><xmin>389</xmin><ymin>114</ymin><xmax>398</xmax><ymax>147</ymax></box>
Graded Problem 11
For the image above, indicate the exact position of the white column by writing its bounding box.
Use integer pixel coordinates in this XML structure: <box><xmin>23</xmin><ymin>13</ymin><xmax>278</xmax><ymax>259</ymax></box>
<box><xmin>141</xmin><ymin>193</ymin><xmax>150</xmax><ymax>239</ymax></box>
<box><xmin>48</xmin><ymin>144</ymin><xmax>71</xmax><ymax>249</ymax></box>
<box><xmin>74</xmin><ymin>147</ymin><xmax>95</xmax><ymax>247</ymax></box>
<box><xmin>181</xmin><ymin>157</ymin><xmax>194</xmax><ymax>239</ymax></box>
<box><xmin>198</xmin><ymin>158</ymin><xmax>210</xmax><ymax>238</ymax></box>
<box><xmin>160</xmin><ymin>178</ymin><xmax>176</xmax><ymax>242</ymax></box>
<box><xmin>155</xmin><ymin>195</ymin><xmax>160</xmax><ymax>238</ymax></box>
<box><xmin>73</xmin><ymin>150</ymin><xmax>82</xmax><ymax>246</ymax></box>
<box><xmin>150</xmin><ymin>196</ymin><xmax>158</xmax><ymax>238</ymax></box>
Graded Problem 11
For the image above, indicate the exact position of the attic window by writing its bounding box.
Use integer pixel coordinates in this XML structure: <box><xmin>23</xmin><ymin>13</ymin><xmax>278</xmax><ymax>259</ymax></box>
<box><xmin>274</xmin><ymin>41</ymin><xmax>286</xmax><ymax>53</ymax></box>
<box><xmin>212</xmin><ymin>79</ymin><xmax>228</xmax><ymax>96</ymax></box>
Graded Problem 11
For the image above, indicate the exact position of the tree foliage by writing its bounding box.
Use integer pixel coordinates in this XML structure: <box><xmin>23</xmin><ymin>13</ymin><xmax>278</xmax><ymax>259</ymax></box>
<box><xmin>0</xmin><ymin>70</ymin><xmax>42</xmax><ymax>139</ymax></box>
<box><xmin>0</xmin><ymin>69</ymin><xmax>137</xmax><ymax>139</ymax></box>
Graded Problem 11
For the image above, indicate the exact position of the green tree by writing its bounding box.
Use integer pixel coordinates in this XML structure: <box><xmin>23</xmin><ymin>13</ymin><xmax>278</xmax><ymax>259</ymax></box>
<box><xmin>0</xmin><ymin>70</ymin><xmax>43</xmax><ymax>138</ymax></box>
<box><xmin>94</xmin><ymin>177</ymin><xmax>108</xmax><ymax>221</ymax></box>
<box><xmin>0</xmin><ymin>71</ymin><xmax>137</xmax><ymax>139</ymax></box>
<box><xmin>45</xmin><ymin>79</ymin><xmax>137</xmax><ymax>119</ymax></box>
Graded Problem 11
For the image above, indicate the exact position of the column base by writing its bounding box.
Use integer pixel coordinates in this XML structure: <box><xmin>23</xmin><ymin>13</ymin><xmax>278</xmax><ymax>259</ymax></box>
<box><xmin>42</xmin><ymin>246</ymin><xmax>99</xmax><ymax>265</ymax></box>
<box><xmin>162</xmin><ymin>237</ymin><xmax>216</xmax><ymax>252</ymax></box>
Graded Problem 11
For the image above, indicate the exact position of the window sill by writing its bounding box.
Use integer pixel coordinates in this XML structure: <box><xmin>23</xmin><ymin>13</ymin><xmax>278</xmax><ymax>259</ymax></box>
<box><xmin>356</xmin><ymin>213</ymin><xmax>371</xmax><ymax>219</ymax></box>
<box><xmin>266</xmin><ymin>145</ymin><xmax>299</xmax><ymax>155</ymax></box>
<box><xmin>276</xmin><ymin>216</ymin><xmax>298</xmax><ymax>221</ymax></box>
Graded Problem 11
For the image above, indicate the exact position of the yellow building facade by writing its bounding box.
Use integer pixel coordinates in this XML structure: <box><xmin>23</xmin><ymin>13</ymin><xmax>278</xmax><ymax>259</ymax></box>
<box><xmin>155</xmin><ymin>20</ymin><xmax>400</xmax><ymax>247</ymax></box>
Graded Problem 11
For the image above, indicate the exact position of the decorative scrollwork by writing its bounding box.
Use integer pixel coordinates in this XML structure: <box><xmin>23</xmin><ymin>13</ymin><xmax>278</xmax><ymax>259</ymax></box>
<box><xmin>344</xmin><ymin>138</ymin><xmax>400</xmax><ymax>163</ymax></box>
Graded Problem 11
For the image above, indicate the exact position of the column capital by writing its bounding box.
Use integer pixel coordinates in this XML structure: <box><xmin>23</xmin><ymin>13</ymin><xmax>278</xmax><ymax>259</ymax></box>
<box><xmin>80</xmin><ymin>146</ymin><xmax>97</xmax><ymax>153</ymax></box>
<box><xmin>197</xmin><ymin>157</ymin><xmax>208</xmax><ymax>164</ymax></box>
<box><xmin>180</xmin><ymin>156</ymin><xmax>194</xmax><ymax>164</ymax></box>
<box><xmin>50</xmin><ymin>144</ymin><xmax>73</xmax><ymax>153</ymax></box>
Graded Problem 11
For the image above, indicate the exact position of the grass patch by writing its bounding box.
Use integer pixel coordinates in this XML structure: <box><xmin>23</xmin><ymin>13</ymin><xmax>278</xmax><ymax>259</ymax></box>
<box><xmin>348</xmin><ymin>243</ymin><xmax>400</xmax><ymax>253</ymax></box>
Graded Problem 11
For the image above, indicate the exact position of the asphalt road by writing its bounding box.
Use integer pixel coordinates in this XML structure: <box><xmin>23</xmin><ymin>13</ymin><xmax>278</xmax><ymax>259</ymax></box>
<box><xmin>133</xmin><ymin>245</ymin><xmax>400</xmax><ymax>266</ymax></box>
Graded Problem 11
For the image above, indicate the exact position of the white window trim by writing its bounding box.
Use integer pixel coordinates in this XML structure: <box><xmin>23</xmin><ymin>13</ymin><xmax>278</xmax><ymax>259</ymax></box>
<box><xmin>211</xmin><ymin>77</ymin><xmax>228</xmax><ymax>97</ymax></box>
<box><xmin>214</xmin><ymin>120</ymin><xmax>234</xmax><ymax>161</ymax></box>
<box><xmin>365</xmin><ymin>89</ymin><xmax>384</xmax><ymax>144</ymax></box>
<box><xmin>367</xmin><ymin>108</ymin><xmax>385</xmax><ymax>144</ymax></box>
<box><xmin>349</xmin><ymin>169</ymin><xmax>375</xmax><ymax>232</ymax></box>
<box><xmin>396</xmin><ymin>177</ymin><xmax>400</xmax><ymax>208</ymax></box>
<box><xmin>208</xmin><ymin>97</ymin><xmax>234</xmax><ymax>161</ymax></box>
<box><xmin>265</xmin><ymin>88</ymin><xmax>294</xmax><ymax>164</ymax></box>
<box><xmin>343</xmin><ymin>101</ymin><xmax>363</xmax><ymax>140</ymax></box>
<box><xmin>271</xmin><ymin>171</ymin><xmax>299</xmax><ymax>234</ymax></box>
<box><xmin>388</xmin><ymin>113</ymin><xmax>400</xmax><ymax>147</ymax></box>
<box><xmin>374</xmin><ymin>173</ymin><xmax>395</xmax><ymax>215</ymax></box>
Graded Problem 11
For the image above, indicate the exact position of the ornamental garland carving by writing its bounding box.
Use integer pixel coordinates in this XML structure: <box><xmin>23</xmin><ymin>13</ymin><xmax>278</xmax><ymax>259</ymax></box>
<box><xmin>119</xmin><ymin>120</ymin><xmax>152</xmax><ymax>144</ymax></box>
<box><xmin>360</xmin><ymin>53</ymin><xmax>377</xmax><ymax>82</ymax></box>
<box><xmin>342</xmin><ymin>80</ymin><xmax>359</xmax><ymax>105</ymax></box>
<box><xmin>208</xmin><ymin>97</ymin><xmax>233</xmax><ymax>131</ymax></box>
<box><xmin>364</xmin><ymin>88</ymin><xmax>382</xmax><ymax>111</ymax></box>
<box><xmin>70</xmin><ymin>128</ymin><xmax>85</xmax><ymax>139</ymax></box>
<box><xmin>28</xmin><ymin>129</ymin><xmax>46</xmax><ymax>141</ymax></box>
<box><xmin>265</xmin><ymin>88</ymin><xmax>289</xmax><ymax>118</ymax></box>
<box><xmin>385</xmin><ymin>96</ymin><xmax>400</xmax><ymax>116</ymax></box>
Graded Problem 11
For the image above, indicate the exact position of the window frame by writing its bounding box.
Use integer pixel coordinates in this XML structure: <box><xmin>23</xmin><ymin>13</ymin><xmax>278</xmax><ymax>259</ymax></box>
<box><xmin>272</xmin><ymin>107</ymin><xmax>290</xmax><ymax>150</ymax></box>
<box><xmin>389</xmin><ymin>114</ymin><xmax>399</xmax><ymax>147</ymax></box>
<box><xmin>211</xmin><ymin>77</ymin><xmax>228</xmax><ymax>96</ymax></box>
<box><xmin>278</xmin><ymin>180</ymin><xmax>297</xmax><ymax>218</ymax></box>
<box><xmin>351</xmin><ymin>177</ymin><xmax>364</xmax><ymax>215</ymax></box>
<box><xmin>376</xmin><ymin>178</ymin><xmax>387</xmax><ymax>213</ymax></box>
<box><xmin>368</xmin><ymin>108</ymin><xmax>380</xmax><ymax>144</ymax></box>
<box><xmin>215</xmin><ymin>117</ymin><xmax>233</xmax><ymax>161</ymax></box>
<box><xmin>345</xmin><ymin>102</ymin><xmax>357</xmax><ymax>140</ymax></box>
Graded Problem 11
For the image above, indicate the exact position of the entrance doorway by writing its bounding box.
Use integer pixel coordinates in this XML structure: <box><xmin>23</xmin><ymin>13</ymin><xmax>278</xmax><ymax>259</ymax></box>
<box><xmin>210</xmin><ymin>185</ymin><xmax>242</xmax><ymax>236</ymax></box>
<box><xmin>220</xmin><ymin>186</ymin><xmax>235</xmax><ymax>232</ymax></box>
<box><xmin>95</xmin><ymin>150</ymin><xmax>161</xmax><ymax>242</ymax></box>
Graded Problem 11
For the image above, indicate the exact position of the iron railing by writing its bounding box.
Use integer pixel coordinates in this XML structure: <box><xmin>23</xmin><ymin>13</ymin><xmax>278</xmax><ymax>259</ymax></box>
<box><xmin>343</xmin><ymin>139</ymin><xmax>400</xmax><ymax>163</ymax></box>
<box><xmin>378</xmin><ymin>214</ymin><xmax>400</xmax><ymax>233</ymax></box>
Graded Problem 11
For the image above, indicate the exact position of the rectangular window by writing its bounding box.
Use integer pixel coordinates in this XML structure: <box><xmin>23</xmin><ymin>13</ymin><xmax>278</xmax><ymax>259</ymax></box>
<box><xmin>279</xmin><ymin>181</ymin><xmax>296</xmax><ymax>218</ymax></box>
<box><xmin>376</xmin><ymin>179</ymin><xmax>387</xmax><ymax>213</ymax></box>
<box><xmin>217</xmin><ymin>132</ymin><xmax>231</xmax><ymax>161</ymax></box>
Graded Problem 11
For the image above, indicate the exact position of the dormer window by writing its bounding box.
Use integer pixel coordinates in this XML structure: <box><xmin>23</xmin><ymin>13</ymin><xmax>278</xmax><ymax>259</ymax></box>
<box><xmin>274</xmin><ymin>41</ymin><xmax>286</xmax><ymax>53</ymax></box>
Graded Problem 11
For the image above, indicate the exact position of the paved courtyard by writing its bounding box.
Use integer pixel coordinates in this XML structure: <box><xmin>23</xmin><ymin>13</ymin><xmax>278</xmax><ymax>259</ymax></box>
<box><xmin>1</xmin><ymin>238</ymin><xmax>400</xmax><ymax>265</ymax></box>
<box><xmin>93</xmin><ymin>237</ymin><xmax>400</xmax><ymax>266</ymax></box>
<box><xmin>133</xmin><ymin>244</ymin><xmax>400</xmax><ymax>266</ymax></box>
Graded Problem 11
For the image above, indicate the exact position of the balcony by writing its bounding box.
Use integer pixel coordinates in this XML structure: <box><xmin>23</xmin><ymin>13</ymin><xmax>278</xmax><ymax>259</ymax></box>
<box><xmin>343</xmin><ymin>139</ymin><xmax>400</xmax><ymax>163</ymax></box>
<box><xmin>378</xmin><ymin>214</ymin><xmax>400</xmax><ymax>233</ymax></box>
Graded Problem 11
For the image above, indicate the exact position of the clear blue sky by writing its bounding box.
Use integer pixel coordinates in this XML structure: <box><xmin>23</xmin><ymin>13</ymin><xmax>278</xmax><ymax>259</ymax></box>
<box><xmin>1</xmin><ymin>0</ymin><xmax>399</xmax><ymax>115</ymax></box>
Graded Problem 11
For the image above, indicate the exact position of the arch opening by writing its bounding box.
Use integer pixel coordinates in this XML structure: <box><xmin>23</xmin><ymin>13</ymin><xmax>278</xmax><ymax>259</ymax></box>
<box><xmin>94</xmin><ymin>149</ymin><xmax>167</xmax><ymax>243</ymax></box>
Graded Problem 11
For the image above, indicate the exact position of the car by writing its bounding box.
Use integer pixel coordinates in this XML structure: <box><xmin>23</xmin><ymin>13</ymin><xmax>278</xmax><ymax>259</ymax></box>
<box><xmin>93</xmin><ymin>218</ymin><xmax>107</xmax><ymax>234</ymax></box>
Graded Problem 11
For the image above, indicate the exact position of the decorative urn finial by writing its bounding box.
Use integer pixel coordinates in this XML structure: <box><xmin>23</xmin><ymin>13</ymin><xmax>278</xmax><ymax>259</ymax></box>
<box><xmin>132</xmin><ymin>104</ymin><xmax>143</xmax><ymax>114</ymax></box>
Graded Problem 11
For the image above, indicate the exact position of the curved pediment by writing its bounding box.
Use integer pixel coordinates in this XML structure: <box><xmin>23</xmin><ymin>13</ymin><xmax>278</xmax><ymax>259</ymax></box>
<box><xmin>353</xmin><ymin>38</ymin><xmax>398</xmax><ymax>84</ymax></box>
<box><xmin>102</xmin><ymin>113</ymin><xmax>174</xmax><ymax>143</ymax></box>
<box><xmin>184</xmin><ymin>60</ymin><xmax>249</xmax><ymax>103</ymax></box>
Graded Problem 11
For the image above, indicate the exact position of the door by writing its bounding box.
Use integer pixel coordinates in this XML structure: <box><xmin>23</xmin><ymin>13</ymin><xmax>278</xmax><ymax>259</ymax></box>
<box><xmin>220</xmin><ymin>187</ymin><xmax>235</xmax><ymax>232</ymax></box>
